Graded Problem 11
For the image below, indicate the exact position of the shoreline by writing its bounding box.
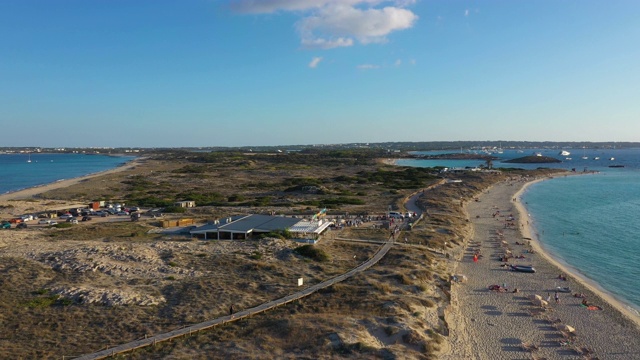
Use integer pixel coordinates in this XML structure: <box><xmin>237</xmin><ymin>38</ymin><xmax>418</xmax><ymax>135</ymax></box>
<box><xmin>444</xmin><ymin>174</ymin><xmax>640</xmax><ymax>359</ymax></box>
<box><xmin>514</xmin><ymin>176</ymin><xmax>640</xmax><ymax>328</ymax></box>
<box><xmin>0</xmin><ymin>157</ymin><xmax>143</xmax><ymax>202</ymax></box>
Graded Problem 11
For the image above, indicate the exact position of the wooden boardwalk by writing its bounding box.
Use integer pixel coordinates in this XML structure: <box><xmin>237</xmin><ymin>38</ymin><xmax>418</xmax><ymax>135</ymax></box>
<box><xmin>74</xmin><ymin>241</ymin><xmax>393</xmax><ymax>359</ymax></box>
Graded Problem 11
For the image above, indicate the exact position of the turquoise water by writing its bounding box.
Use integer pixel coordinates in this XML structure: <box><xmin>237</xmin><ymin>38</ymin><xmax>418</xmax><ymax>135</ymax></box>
<box><xmin>521</xmin><ymin>171</ymin><xmax>640</xmax><ymax>314</ymax></box>
<box><xmin>0</xmin><ymin>153</ymin><xmax>136</xmax><ymax>194</ymax></box>
<box><xmin>399</xmin><ymin>148</ymin><xmax>640</xmax><ymax>313</ymax></box>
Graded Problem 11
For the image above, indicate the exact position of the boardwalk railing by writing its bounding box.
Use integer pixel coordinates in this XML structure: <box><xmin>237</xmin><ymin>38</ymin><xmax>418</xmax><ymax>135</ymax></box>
<box><xmin>74</xmin><ymin>241</ymin><xmax>393</xmax><ymax>360</ymax></box>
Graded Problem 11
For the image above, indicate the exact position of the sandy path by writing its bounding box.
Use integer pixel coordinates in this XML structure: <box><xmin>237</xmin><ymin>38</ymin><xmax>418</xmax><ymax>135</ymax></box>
<box><xmin>445</xmin><ymin>179</ymin><xmax>640</xmax><ymax>359</ymax></box>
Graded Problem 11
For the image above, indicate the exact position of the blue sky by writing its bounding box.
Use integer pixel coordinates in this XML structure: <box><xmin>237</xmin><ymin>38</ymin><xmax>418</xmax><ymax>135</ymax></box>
<box><xmin>2</xmin><ymin>0</ymin><xmax>639</xmax><ymax>147</ymax></box>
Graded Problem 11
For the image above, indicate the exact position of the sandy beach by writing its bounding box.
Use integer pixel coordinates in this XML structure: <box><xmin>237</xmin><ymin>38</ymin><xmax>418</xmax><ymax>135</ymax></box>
<box><xmin>444</xmin><ymin>177</ymin><xmax>640</xmax><ymax>359</ymax></box>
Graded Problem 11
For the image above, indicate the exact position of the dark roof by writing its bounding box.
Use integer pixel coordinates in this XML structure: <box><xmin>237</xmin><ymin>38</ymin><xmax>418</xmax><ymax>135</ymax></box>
<box><xmin>191</xmin><ymin>214</ymin><xmax>300</xmax><ymax>234</ymax></box>
<box><xmin>220</xmin><ymin>214</ymin><xmax>299</xmax><ymax>233</ymax></box>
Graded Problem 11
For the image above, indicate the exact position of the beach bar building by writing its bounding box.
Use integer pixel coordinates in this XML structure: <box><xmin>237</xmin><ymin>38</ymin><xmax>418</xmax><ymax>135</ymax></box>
<box><xmin>190</xmin><ymin>214</ymin><xmax>333</xmax><ymax>241</ymax></box>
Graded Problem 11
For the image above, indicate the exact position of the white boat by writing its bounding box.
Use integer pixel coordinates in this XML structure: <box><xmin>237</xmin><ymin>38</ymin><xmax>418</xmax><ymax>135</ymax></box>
<box><xmin>27</xmin><ymin>154</ymin><xmax>31</xmax><ymax>163</ymax></box>
<box><xmin>609</xmin><ymin>157</ymin><xmax>615</xmax><ymax>161</ymax></box>
<box><xmin>593</xmin><ymin>157</ymin><xmax>600</xmax><ymax>160</ymax></box>
<box><xmin>559</xmin><ymin>150</ymin><xmax>571</xmax><ymax>156</ymax></box>
<box><xmin>565</xmin><ymin>157</ymin><xmax>572</xmax><ymax>160</ymax></box>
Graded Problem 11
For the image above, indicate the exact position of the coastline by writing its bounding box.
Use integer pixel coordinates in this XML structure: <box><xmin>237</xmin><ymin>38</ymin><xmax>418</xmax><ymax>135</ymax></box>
<box><xmin>514</xmin><ymin>177</ymin><xmax>640</xmax><ymax>328</ymax></box>
<box><xmin>445</xmin><ymin>175</ymin><xmax>640</xmax><ymax>359</ymax></box>
<box><xmin>0</xmin><ymin>157</ymin><xmax>142</xmax><ymax>202</ymax></box>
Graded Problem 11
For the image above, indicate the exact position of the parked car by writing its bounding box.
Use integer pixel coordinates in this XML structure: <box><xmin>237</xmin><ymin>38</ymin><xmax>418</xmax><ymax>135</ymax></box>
<box><xmin>81</xmin><ymin>216</ymin><xmax>92</xmax><ymax>222</ymax></box>
<box><xmin>38</xmin><ymin>219</ymin><xmax>51</xmax><ymax>225</ymax></box>
<box><xmin>66</xmin><ymin>217</ymin><xmax>77</xmax><ymax>222</ymax></box>
<box><xmin>49</xmin><ymin>221</ymin><xmax>58</xmax><ymax>226</ymax></box>
<box><xmin>69</xmin><ymin>219</ymin><xmax>79</xmax><ymax>224</ymax></box>
<box><xmin>59</xmin><ymin>214</ymin><xmax>73</xmax><ymax>219</ymax></box>
<box><xmin>16</xmin><ymin>223</ymin><xmax>28</xmax><ymax>229</ymax></box>
<box><xmin>1</xmin><ymin>222</ymin><xmax>11</xmax><ymax>229</ymax></box>
<box><xmin>116</xmin><ymin>211</ymin><xmax>129</xmax><ymax>216</ymax></box>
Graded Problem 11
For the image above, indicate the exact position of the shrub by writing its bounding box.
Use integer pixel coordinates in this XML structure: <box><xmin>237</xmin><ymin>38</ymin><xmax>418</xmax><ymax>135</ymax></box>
<box><xmin>163</xmin><ymin>206</ymin><xmax>187</xmax><ymax>213</ymax></box>
<box><xmin>294</xmin><ymin>245</ymin><xmax>329</xmax><ymax>262</ymax></box>
<box><xmin>53</xmin><ymin>223</ymin><xmax>73</xmax><ymax>229</ymax></box>
<box><xmin>25</xmin><ymin>295</ymin><xmax>59</xmax><ymax>308</ymax></box>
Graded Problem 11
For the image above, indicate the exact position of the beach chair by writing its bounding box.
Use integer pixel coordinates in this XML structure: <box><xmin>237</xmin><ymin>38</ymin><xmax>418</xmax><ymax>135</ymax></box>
<box><xmin>520</xmin><ymin>341</ymin><xmax>540</xmax><ymax>352</ymax></box>
<box><xmin>558</xmin><ymin>339</ymin><xmax>574</xmax><ymax>347</ymax></box>
<box><xmin>544</xmin><ymin>316</ymin><xmax>561</xmax><ymax>324</ymax></box>
<box><xmin>579</xmin><ymin>347</ymin><xmax>594</xmax><ymax>356</ymax></box>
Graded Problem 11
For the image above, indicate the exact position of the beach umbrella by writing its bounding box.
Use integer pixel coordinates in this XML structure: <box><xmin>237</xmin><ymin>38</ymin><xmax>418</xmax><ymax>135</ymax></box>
<box><xmin>560</xmin><ymin>324</ymin><xmax>575</xmax><ymax>333</ymax></box>
<box><xmin>529</xmin><ymin>294</ymin><xmax>542</xmax><ymax>301</ymax></box>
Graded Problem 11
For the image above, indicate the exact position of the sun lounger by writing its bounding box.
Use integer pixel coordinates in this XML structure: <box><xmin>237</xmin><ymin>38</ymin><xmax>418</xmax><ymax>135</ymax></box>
<box><xmin>520</xmin><ymin>341</ymin><xmax>540</xmax><ymax>352</ymax></box>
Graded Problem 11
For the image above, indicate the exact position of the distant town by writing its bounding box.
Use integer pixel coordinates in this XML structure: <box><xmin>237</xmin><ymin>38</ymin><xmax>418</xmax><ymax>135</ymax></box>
<box><xmin>1</xmin><ymin>141</ymin><xmax>639</xmax><ymax>155</ymax></box>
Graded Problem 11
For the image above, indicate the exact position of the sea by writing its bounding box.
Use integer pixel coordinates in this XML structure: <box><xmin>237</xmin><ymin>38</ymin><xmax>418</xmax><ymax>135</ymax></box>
<box><xmin>399</xmin><ymin>148</ymin><xmax>640</xmax><ymax>315</ymax></box>
<box><xmin>0</xmin><ymin>153</ymin><xmax>136</xmax><ymax>195</ymax></box>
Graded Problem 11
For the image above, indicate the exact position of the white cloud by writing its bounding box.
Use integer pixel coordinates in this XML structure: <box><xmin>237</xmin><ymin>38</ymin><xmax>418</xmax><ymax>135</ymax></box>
<box><xmin>302</xmin><ymin>37</ymin><xmax>354</xmax><ymax>49</ymax></box>
<box><xmin>357</xmin><ymin>64</ymin><xmax>380</xmax><ymax>69</ymax></box>
<box><xmin>464</xmin><ymin>9</ymin><xmax>469</xmax><ymax>17</ymax></box>
<box><xmin>308</xmin><ymin>57</ymin><xmax>323</xmax><ymax>68</ymax></box>
<box><xmin>233</xmin><ymin>1</ymin><xmax>418</xmax><ymax>50</ymax></box>
<box><xmin>394</xmin><ymin>59</ymin><xmax>402</xmax><ymax>66</ymax></box>
<box><xmin>232</xmin><ymin>0</ymin><xmax>379</xmax><ymax>14</ymax></box>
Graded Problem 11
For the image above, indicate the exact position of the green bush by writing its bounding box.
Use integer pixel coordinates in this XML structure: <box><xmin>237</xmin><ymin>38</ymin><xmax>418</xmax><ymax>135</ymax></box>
<box><xmin>53</xmin><ymin>223</ymin><xmax>73</xmax><ymax>229</ymax></box>
<box><xmin>25</xmin><ymin>295</ymin><xmax>60</xmax><ymax>308</ymax></box>
<box><xmin>163</xmin><ymin>206</ymin><xmax>187</xmax><ymax>213</ymax></box>
<box><xmin>294</xmin><ymin>245</ymin><xmax>329</xmax><ymax>262</ymax></box>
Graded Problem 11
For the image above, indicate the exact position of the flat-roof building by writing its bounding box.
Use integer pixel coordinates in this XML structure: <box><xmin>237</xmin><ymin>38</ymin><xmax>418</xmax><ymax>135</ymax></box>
<box><xmin>190</xmin><ymin>214</ymin><xmax>333</xmax><ymax>241</ymax></box>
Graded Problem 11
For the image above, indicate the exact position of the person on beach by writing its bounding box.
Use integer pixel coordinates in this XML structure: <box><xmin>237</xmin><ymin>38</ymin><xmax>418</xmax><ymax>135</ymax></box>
<box><xmin>230</xmin><ymin>304</ymin><xmax>234</xmax><ymax>316</ymax></box>
<box><xmin>554</xmin><ymin>291</ymin><xmax>560</xmax><ymax>304</ymax></box>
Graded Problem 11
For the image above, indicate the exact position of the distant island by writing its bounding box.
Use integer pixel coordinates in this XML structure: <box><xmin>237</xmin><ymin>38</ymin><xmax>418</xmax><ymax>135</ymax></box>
<box><xmin>503</xmin><ymin>155</ymin><xmax>562</xmax><ymax>164</ymax></box>
<box><xmin>412</xmin><ymin>153</ymin><xmax>498</xmax><ymax>161</ymax></box>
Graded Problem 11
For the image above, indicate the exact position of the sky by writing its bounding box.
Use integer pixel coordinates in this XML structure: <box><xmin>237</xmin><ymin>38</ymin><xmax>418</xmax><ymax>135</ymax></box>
<box><xmin>2</xmin><ymin>0</ymin><xmax>640</xmax><ymax>147</ymax></box>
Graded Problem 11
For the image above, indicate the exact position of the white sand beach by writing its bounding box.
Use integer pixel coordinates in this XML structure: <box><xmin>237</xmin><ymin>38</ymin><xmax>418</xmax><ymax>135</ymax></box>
<box><xmin>444</xmin><ymin>177</ymin><xmax>640</xmax><ymax>359</ymax></box>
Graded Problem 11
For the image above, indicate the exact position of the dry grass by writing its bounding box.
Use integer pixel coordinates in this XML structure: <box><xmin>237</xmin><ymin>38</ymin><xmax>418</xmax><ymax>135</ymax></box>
<box><xmin>1</xmin><ymin>152</ymin><xmax>567</xmax><ymax>359</ymax></box>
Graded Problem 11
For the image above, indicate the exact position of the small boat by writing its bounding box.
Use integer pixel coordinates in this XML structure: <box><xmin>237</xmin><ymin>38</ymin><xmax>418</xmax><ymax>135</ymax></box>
<box><xmin>609</xmin><ymin>157</ymin><xmax>615</xmax><ymax>161</ymax></box>
<box><xmin>511</xmin><ymin>265</ymin><xmax>536</xmax><ymax>273</ymax></box>
<box><xmin>556</xmin><ymin>286</ymin><xmax>571</xmax><ymax>293</ymax></box>
<box><xmin>559</xmin><ymin>150</ymin><xmax>571</xmax><ymax>156</ymax></box>
<box><xmin>593</xmin><ymin>157</ymin><xmax>600</xmax><ymax>160</ymax></box>
<box><xmin>609</xmin><ymin>165</ymin><xmax>624</xmax><ymax>168</ymax></box>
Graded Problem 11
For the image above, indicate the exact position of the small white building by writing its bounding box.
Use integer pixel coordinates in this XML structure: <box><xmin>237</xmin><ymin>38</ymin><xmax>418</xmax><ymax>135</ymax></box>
<box><xmin>175</xmin><ymin>201</ymin><xmax>196</xmax><ymax>208</ymax></box>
